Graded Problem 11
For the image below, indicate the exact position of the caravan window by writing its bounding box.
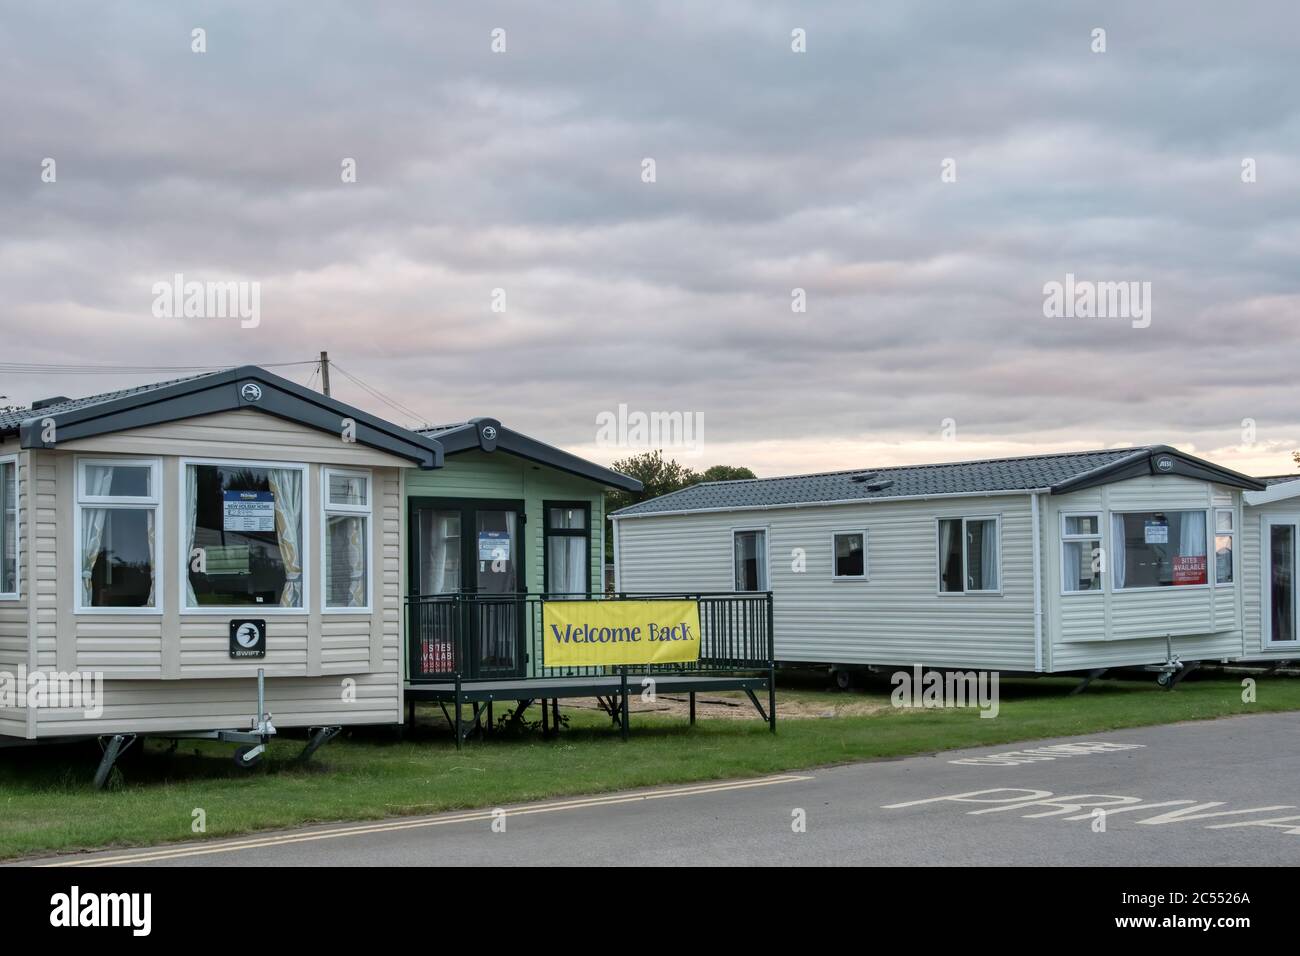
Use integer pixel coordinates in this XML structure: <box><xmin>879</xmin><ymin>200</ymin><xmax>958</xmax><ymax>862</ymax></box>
<box><xmin>1061</xmin><ymin>513</ymin><xmax>1103</xmax><ymax>593</ymax></box>
<box><xmin>733</xmin><ymin>529</ymin><xmax>768</xmax><ymax>591</ymax></box>
<box><xmin>938</xmin><ymin>517</ymin><xmax>1000</xmax><ymax>593</ymax></box>
<box><xmin>1214</xmin><ymin>510</ymin><xmax>1234</xmax><ymax>585</ymax></box>
<box><xmin>832</xmin><ymin>531</ymin><xmax>867</xmax><ymax>579</ymax></box>
<box><xmin>544</xmin><ymin>502</ymin><xmax>591</xmax><ymax>597</ymax></box>
<box><xmin>323</xmin><ymin>469</ymin><xmax>371</xmax><ymax>611</ymax></box>
<box><xmin>1111</xmin><ymin>510</ymin><xmax>1208</xmax><ymax>590</ymax></box>
<box><xmin>75</xmin><ymin>458</ymin><xmax>161</xmax><ymax>611</ymax></box>
<box><xmin>1</xmin><ymin>457</ymin><xmax>18</xmax><ymax>597</ymax></box>
<box><xmin>183</xmin><ymin>461</ymin><xmax>305</xmax><ymax>610</ymax></box>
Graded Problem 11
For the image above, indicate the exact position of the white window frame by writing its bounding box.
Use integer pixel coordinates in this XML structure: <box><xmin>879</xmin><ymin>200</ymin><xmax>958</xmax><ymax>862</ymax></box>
<box><xmin>0</xmin><ymin>454</ymin><xmax>19</xmax><ymax>600</ymax></box>
<box><xmin>732</xmin><ymin>527</ymin><xmax>769</xmax><ymax>593</ymax></box>
<box><xmin>830</xmin><ymin>529</ymin><xmax>869</xmax><ymax>581</ymax></box>
<box><xmin>1111</xmin><ymin>509</ymin><xmax>1211</xmax><ymax>593</ymax></box>
<box><xmin>321</xmin><ymin>467</ymin><xmax>373</xmax><ymax>614</ymax></box>
<box><xmin>74</xmin><ymin>456</ymin><xmax>163</xmax><ymax>615</ymax></box>
<box><xmin>1261</xmin><ymin>513</ymin><xmax>1300</xmax><ymax>647</ymax></box>
<box><xmin>1060</xmin><ymin>511</ymin><xmax>1104</xmax><ymax>595</ymax></box>
<box><xmin>178</xmin><ymin>457</ymin><xmax>310</xmax><ymax>616</ymax></box>
<box><xmin>936</xmin><ymin>515</ymin><xmax>1002</xmax><ymax>596</ymax></box>
<box><xmin>1213</xmin><ymin>508</ymin><xmax>1235</xmax><ymax>587</ymax></box>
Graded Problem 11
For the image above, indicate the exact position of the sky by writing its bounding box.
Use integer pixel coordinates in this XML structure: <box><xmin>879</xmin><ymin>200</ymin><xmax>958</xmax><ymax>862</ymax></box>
<box><xmin>2</xmin><ymin>1</ymin><xmax>1298</xmax><ymax>477</ymax></box>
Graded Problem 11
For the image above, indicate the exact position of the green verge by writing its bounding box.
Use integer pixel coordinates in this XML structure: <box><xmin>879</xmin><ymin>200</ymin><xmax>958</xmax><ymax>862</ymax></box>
<box><xmin>0</xmin><ymin>674</ymin><xmax>1294</xmax><ymax>860</ymax></box>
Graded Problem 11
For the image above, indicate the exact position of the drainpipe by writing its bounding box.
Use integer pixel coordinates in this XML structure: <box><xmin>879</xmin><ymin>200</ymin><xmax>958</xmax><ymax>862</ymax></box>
<box><xmin>1031</xmin><ymin>492</ymin><xmax>1044</xmax><ymax>672</ymax></box>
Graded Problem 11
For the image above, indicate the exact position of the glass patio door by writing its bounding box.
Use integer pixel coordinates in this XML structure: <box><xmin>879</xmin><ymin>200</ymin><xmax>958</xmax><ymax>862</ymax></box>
<box><xmin>1265</xmin><ymin>516</ymin><xmax>1298</xmax><ymax>647</ymax></box>
<box><xmin>410</xmin><ymin>498</ymin><xmax>525</xmax><ymax>678</ymax></box>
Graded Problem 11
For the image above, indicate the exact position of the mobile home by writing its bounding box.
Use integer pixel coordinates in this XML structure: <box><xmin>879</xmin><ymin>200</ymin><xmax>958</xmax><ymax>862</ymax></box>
<box><xmin>0</xmin><ymin>366</ymin><xmax>443</xmax><ymax>766</ymax></box>
<box><xmin>1241</xmin><ymin>477</ymin><xmax>1300</xmax><ymax>660</ymax></box>
<box><xmin>612</xmin><ymin>446</ymin><xmax>1271</xmax><ymax>680</ymax></box>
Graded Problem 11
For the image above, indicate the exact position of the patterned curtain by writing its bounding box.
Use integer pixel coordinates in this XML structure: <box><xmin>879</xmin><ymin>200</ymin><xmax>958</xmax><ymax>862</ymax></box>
<box><xmin>267</xmin><ymin>469</ymin><xmax>303</xmax><ymax>607</ymax></box>
<box><xmin>80</xmin><ymin>465</ymin><xmax>115</xmax><ymax>605</ymax></box>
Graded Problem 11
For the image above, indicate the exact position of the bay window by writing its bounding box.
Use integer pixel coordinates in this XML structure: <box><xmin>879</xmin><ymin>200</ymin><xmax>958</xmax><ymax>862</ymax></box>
<box><xmin>1111</xmin><ymin>510</ymin><xmax>1207</xmax><ymax>590</ymax></box>
<box><xmin>323</xmin><ymin>469</ymin><xmax>371</xmax><ymax>610</ymax></box>
<box><xmin>184</xmin><ymin>460</ymin><xmax>304</xmax><ymax>610</ymax></box>
<box><xmin>1</xmin><ymin>457</ymin><xmax>17</xmax><ymax>597</ymax></box>
<box><xmin>1061</xmin><ymin>514</ymin><xmax>1103</xmax><ymax>593</ymax></box>
<box><xmin>938</xmin><ymin>517</ymin><xmax>1000</xmax><ymax>593</ymax></box>
<box><xmin>544</xmin><ymin>502</ymin><xmax>590</xmax><ymax>597</ymax></box>
<box><xmin>76</xmin><ymin>458</ymin><xmax>160</xmax><ymax>611</ymax></box>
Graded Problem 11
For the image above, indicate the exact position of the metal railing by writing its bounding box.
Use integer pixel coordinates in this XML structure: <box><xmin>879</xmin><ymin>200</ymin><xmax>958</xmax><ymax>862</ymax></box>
<box><xmin>405</xmin><ymin>591</ymin><xmax>774</xmax><ymax>683</ymax></box>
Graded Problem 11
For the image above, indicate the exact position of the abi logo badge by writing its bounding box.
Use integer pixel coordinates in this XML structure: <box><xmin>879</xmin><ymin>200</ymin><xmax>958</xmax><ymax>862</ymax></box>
<box><xmin>230</xmin><ymin>619</ymin><xmax>267</xmax><ymax>658</ymax></box>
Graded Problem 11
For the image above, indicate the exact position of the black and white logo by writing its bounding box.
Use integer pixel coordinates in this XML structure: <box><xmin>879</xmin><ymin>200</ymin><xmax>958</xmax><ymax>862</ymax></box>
<box><xmin>240</xmin><ymin>382</ymin><xmax>263</xmax><ymax>403</ymax></box>
<box><xmin>229</xmin><ymin>619</ymin><xmax>267</xmax><ymax>658</ymax></box>
<box><xmin>481</xmin><ymin>425</ymin><xmax>497</xmax><ymax>441</ymax></box>
<box><xmin>1155</xmin><ymin>455</ymin><xmax>1175</xmax><ymax>472</ymax></box>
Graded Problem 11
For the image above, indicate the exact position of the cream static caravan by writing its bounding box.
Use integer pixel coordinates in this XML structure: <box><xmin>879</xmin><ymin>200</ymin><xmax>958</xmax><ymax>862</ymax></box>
<box><xmin>612</xmin><ymin>446</ymin><xmax>1270</xmax><ymax>684</ymax></box>
<box><xmin>0</xmin><ymin>366</ymin><xmax>443</xmax><ymax>772</ymax></box>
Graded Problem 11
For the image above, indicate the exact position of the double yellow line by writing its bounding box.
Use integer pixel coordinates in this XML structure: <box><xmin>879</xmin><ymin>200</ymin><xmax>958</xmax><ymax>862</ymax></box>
<box><xmin>42</xmin><ymin>774</ymin><xmax>814</xmax><ymax>867</ymax></box>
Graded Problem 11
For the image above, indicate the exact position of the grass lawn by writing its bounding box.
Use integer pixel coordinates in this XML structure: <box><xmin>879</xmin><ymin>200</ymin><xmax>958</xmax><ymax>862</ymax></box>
<box><xmin>0</xmin><ymin>671</ymin><xmax>1295</xmax><ymax>860</ymax></box>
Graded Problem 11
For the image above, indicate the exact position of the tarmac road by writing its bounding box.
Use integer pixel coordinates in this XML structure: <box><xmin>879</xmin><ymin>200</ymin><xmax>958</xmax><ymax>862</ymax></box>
<box><xmin>23</xmin><ymin>711</ymin><xmax>1300</xmax><ymax>866</ymax></box>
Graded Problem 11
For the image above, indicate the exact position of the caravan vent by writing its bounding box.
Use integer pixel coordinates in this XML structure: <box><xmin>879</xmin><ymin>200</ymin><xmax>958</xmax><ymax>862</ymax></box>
<box><xmin>30</xmin><ymin>396</ymin><xmax>70</xmax><ymax>410</ymax></box>
<box><xmin>864</xmin><ymin>479</ymin><xmax>894</xmax><ymax>493</ymax></box>
<box><xmin>849</xmin><ymin>472</ymin><xmax>878</xmax><ymax>483</ymax></box>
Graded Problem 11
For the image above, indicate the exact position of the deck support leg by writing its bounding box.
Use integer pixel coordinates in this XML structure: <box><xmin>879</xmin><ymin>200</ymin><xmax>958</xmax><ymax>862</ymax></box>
<box><xmin>93</xmin><ymin>734</ymin><xmax>136</xmax><ymax>790</ymax></box>
<box><xmin>406</xmin><ymin>699</ymin><xmax>416</xmax><ymax>731</ymax></box>
<box><xmin>743</xmin><ymin>688</ymin><xmax>771</xmax><ymax>725</ymax></box>
<box><xmin>768</xmin><ymin>664</ymin><xmax>777</xmax><ymax>733</ymax></box>
<box><xmin>1070</xmin><ymin>668</ymin><xmax>1108</xmax><ymax>696</ymax></box>
<box><xmin>551</xmin><ymin>698</ymin><xmax>560</xmax><ymax>735</ymax></box>
<box><xmin>454</xmin><ymin>673</ymin><xmax>463</xmax><ymax>750</ymax></box>
<box><xmin>620</xmin><ymin>668</ymin><xmax>630</xmax><ymax>741</ymax></box>
<box><xmin>689</xmin><ymin>692</ymin><xmax>696</xmax><ymax>726</ymax></box>
<box><xmin>541</xmin><ymin>695</ymin><xmax>550</xmax><ymax>737</ymax></box>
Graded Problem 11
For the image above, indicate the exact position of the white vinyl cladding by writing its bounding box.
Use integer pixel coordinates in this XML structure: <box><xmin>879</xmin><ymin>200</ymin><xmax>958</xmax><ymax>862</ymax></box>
<box><xmin>1241</xmin><ymin>496</ymin><xmax>1300</xmax><ymax>659</ymax></box>
<box><xmin>0</xmin><ymin>440</ymin><xmax>28</xmax><ymax>737</ymax></box>
<box><xmin>616</xmin><ymin>494</ymin><xmax>1040</xmax><ymax>672</ymax></box>
<box><xmin>1042</xmin><ymin>475</ymin><xmax>1243</xmax><ymax>671</ymax></box>
<box><xmin>615</xmin><ymin>474</ymin><xmax>1248</xmax><ymax>674</ymax></box>
<box><xmin>1</xmin><ymin>410</ymin><xmax>407</xmax><ymax>740</ymax></box>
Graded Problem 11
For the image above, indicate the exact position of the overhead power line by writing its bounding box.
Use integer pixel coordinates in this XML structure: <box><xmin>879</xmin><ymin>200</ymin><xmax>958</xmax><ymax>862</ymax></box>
<box><xmin>329</xmin><ymin>362</ymin><xmax>430</xmax><ymax>429</ymax></box>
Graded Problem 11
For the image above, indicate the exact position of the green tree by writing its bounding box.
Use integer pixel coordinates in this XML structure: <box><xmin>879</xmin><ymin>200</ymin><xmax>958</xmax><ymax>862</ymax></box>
<box><xmin>690</xmin><ymin>464</ymin><xmax>757</xmax><ymax>484</ymax></box>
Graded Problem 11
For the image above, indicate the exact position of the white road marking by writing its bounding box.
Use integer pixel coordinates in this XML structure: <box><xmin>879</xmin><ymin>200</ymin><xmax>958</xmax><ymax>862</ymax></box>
<box><xmin>41</xmin><ymin>774</ymin><xmax>814</xmax><ymax>867</ymax></box>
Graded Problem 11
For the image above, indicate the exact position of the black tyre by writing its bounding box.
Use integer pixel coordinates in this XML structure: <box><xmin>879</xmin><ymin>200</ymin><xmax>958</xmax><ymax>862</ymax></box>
<box><xmin>834</xmin><ymin>668</ymin><xmax>854</xmax><ymax>691</ymax></box>
<box><xmin>233</xmin><ymin>745</ymin><xmax>263</xmax><ymax>769</ymax></box>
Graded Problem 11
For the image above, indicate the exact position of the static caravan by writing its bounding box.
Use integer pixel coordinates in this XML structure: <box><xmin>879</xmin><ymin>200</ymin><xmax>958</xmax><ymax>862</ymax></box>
<box><xmin>1240</xmin><ymin>477</ymin><xmax>1300</xmax><ymax>660</ymax></box>
<box><xmin>612</xmin><ymin>446</ymin><xmax>1267</xmax><ymax>682</ymax></box>
<box><xmin>403</xmin><ymin>417</ymin><xmax>641</xmax><ymax>681</ymax></box>
<box><xmin>0</xmin><ymin>366</ymin><xmax>443</xmax><ymax>776</ymax></box>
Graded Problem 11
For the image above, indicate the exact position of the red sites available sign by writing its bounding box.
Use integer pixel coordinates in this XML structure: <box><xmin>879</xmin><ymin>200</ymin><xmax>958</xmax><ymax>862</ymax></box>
<box><xmin>1172</xmin><ymin>555</ymin><xmax>1207</xmax><ymax>586</ymax></box>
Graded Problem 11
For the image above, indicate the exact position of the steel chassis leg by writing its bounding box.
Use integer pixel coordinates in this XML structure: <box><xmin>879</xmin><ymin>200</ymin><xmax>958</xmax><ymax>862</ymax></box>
<box><xmin>1070</xmin><ymin>668</ymin><xmax>1108</xmax><ymax>696</ymax></box>
<box><xmin>296</xmin><ymin>726</ymin><xmax>341</xmax><ymax>764</ymax></box>
<box><xmin>1169</xmin><ymin>660</ymin><xmax>1200</xmax><ymax>689</ymax></box>
<box><xmin>93</xmin><ymin>734</ymin><xmax>137</xmax><ymax>790</ymax></box>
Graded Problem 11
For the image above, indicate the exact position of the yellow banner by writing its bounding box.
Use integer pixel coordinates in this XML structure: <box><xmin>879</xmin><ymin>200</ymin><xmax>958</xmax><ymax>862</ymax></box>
<box><xmin>542</xmin><ymin>600</ymin><xmax>702</xmax><ymax>667</ymax></box>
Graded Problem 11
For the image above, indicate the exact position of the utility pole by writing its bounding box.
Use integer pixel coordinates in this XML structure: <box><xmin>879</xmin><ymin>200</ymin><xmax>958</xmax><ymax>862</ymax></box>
<box><xmin>319</xmin><ymin>351</ymin><xmax>331</xmax><ymax>397</ymax></box>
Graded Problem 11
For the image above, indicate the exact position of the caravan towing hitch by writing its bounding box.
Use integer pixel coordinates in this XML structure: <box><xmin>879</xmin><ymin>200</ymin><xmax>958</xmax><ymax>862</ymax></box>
<box><xmin>1145</xmin><ymin>635</ymin><xmax>1189</xmax><ymax>690</ymax></box>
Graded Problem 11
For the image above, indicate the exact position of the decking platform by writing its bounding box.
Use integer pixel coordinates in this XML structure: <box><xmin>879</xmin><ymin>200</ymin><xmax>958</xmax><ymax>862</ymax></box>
<box><xmin>405</xmin><ymin>672</ymin><xmax>776</xmax><ymax>745</ymax></box>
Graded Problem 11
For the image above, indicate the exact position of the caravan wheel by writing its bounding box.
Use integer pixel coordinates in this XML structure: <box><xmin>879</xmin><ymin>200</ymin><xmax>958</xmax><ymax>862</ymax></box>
<box><xmin>233</xmin><ymin>745</ymin><xmax>263</xmax><ymax>769</ymax></box>
<box><xmin>833</xmin><ymin>668</ymin><xmax>854</xmax><ymax>691</ymax></box>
